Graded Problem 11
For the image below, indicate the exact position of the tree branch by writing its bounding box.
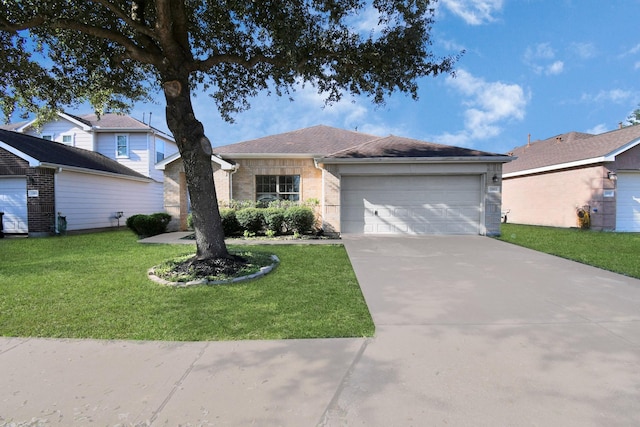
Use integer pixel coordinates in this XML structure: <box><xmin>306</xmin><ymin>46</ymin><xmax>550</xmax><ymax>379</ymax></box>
<box><xmin>88</xmin><ymin>0</ymin><xmax>156</xmax><ymax>38</ymax></box>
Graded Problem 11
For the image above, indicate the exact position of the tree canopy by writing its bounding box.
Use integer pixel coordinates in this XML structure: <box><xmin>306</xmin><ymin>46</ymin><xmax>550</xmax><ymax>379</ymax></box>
<box><xmin>1</xmin><ymin>0</ymin><xmax>460</xmax><ymax>259</ymax></box>
<box><xmin>627</xmin><ymin>104</ymin><xmax>640</xmax><ymax>126</ymax></box>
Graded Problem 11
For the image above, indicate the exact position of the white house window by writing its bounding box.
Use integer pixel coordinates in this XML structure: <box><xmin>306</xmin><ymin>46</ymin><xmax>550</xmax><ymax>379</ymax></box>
<box><xmin>116</xmin><ymin>134</ymin><xmax>129</xmax><ymax>158</ymax></box>
<box><xmin>156</xmin><ymin>140</ymin><xmax>165</xmax><ymax>163</ymax></box>
<box><xmin>61</xmin><ymin>134</ymin><xmax>73</xmax><ymax>145</ymax></box>
<box><xmin>256</xmin><ymin>175</ymin><xmax>300</xmax><ymax>203</ymax></box>
<box><xmin>41</xmin><ymin>134</ymin><xmax>53</xmax><ymax>141</ymax></box>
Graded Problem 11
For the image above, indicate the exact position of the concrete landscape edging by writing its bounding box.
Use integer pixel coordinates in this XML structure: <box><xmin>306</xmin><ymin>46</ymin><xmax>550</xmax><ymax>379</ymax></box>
<box><xmin>147</xmin><ymin>255</ymin><xmax>280</xmax><ymax>288</ymax></box>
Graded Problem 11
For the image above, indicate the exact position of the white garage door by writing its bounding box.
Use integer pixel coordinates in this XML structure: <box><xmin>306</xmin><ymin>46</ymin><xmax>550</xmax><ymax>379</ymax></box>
<box><xmin>0</xmin><ymin>177</ymin><xmax>28</xmax><ymax>233</ymax></box>
<box><xmin>616</xmin><ymin>172</ymin><xmax>640</xmax><ymax>232</ymax></box>
<box><xmin>341</xmin><ymin>175</ymin><xmax>482</xmax><ymax>235</ymax></box>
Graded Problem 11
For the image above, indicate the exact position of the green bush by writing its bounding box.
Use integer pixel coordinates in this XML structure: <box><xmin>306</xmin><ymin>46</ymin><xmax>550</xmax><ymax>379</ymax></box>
<box><xmin>263</xmin><ymin>208</ymin><xmax>286</xmax><ymax>234</ymax></box>
<box><xmin>126</xmin><ymin>212</ymin><xmax>172</xmax><ymax>237</ymax></box>
<box><xmin>284</xmin><ymin>206</ymin><xmax>316</xmax><ymax>234</ymax></box>
<box><xmin>235</xmin><ymin>208</ymin><xmax>264</xmax><ymax>234</ymax></box>
<box><xmin>220</xmin><ymin>208</ymin><xmax>242</xmax><ymax>236</ymax></box>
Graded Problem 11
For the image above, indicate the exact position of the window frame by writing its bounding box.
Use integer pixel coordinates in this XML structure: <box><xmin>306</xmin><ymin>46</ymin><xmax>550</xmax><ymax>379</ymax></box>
<box><xmin>61</xmin><ymin>134</ymin><xmax>73</xmax><ymax>146</ymax></box>
<box><xmin>116</xmin><ymin>134</ymin><xmax>129</xmax><ymax>158</ymax></box>
<box><xmin>256</xmin><ymin>175</ymin><xmax>301</xmax><ymax>203</ymax></box>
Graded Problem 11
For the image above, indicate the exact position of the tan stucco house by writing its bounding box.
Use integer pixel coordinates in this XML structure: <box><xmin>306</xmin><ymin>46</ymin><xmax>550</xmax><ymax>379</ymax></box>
<box><xmin>502</xmin><ymin>124</ymin><xmax>640</xmax><ymax>232</ymax></box>
<box><xmin>157</xmin><ymin>125</ymin><xmax>513</xmax><ymax>236</ymax></box>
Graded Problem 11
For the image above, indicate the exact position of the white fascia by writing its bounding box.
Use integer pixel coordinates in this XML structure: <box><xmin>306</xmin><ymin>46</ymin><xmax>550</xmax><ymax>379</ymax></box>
<box><xmin>0</xmin><ymin>141</ymin><xmax>40</xmax><ymax>166</ymax></box>
<box><xmin>504</xmin><ymin>137</ymin><xmax>640</xmax><ymax>178</ymax></box>
<box><xmin>154</xmin><ymin>152</ymin><xmax>236</xmax><ymax>171</ymax></box>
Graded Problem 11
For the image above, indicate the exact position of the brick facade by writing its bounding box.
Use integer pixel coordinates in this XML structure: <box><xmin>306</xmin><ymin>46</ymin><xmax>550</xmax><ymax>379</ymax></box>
<box><xmin>0</xmin><ymin>149</ymin><xmax>56</xmax><ymax>235</ymax></box>
<box><xmin>502</xmin><ymin>164</ymin><xmax>617</xmax><ymax>231</ymax></box>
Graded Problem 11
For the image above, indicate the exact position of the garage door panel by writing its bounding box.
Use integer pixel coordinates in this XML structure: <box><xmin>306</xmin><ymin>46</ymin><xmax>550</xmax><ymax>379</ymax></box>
<box><xmin>616</xmin><ymin>172</ymin><xmax>640</xmax><ymax>232</ymax></box>
<box><xmin>341</xmin><ymin>175</ymin><xmax>482</xmax><ymax>235</ymax></box>
<box><xmin>0</xmin><ymin>178</ymin><xmax>28</xmax><ymax>233</ymax></box>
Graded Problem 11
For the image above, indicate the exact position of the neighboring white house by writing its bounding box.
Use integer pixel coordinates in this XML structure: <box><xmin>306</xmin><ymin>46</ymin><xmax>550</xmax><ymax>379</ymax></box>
<box><xmin>0</xmin><ymin>112</ymin><xmax>178</xmax><ymax>236</ymax></box>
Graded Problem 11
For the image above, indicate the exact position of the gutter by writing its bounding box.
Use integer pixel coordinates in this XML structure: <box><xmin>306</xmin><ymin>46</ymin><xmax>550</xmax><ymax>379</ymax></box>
<box><xmin>40</xmin><ymin>163</ymin><xmax>154</xmax><ymax>182</ymax></box>
<box><xmin>503</xmin><ymin>155</ymin><xmax>614</xmax><ymax>178</ymax></box>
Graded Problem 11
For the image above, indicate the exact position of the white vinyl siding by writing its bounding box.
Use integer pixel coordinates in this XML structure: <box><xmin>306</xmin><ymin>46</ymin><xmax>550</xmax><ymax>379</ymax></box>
<box><xmin>341</xmin><ymin>175</ymin><xmax>482</xmax><ymax>235</ymax></box>
<box><xmin>55</xmin><ymin>171</ymin><xmax>163</xmax><ymax>231</ymax></box>
<box><xmin>0</xmin><ymin>177</ymin><xmax>28</xmax><ymax>233</ymax></box>
<box><xmin>616</xmin><ymin>172</ymin><xmax>640</xmax><ymax>232</ymax></box>
<box><xmin>24</xmin><ymin>119</ymin><xmax>93</xmax><ymax>150</ymax></box>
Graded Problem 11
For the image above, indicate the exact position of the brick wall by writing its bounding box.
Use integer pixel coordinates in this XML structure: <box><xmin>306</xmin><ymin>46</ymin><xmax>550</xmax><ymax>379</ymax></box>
<box><xmin>27</xmin><ymin>169</ymin><xmax>56</xmax><ymax>235</ymax></box>
<box><xmin>0</xmin><ymin>149</ymin><xmax>56</xmax><ymax>235</ymax></box>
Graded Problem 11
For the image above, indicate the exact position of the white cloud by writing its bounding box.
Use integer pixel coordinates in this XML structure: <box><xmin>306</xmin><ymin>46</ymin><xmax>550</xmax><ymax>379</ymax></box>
<box><xmin>524</xmin><ymin>43</ymin><xmax>555</xmax><ymax>61</ymax></box>
<box><xmin>433</xmin><ymin>69</ymin><xmax>528</xmax><ymax>147</ymax></box>
<box><xmin>546</xmin><ymin>61</ymin><xmax>564</xmax><ymax>75</ymax></box>
<box><xmin>586</xmin><ymin>124</ymin><xmax>609</xmax><ymax>135</ymax></box>
<box><xmin>523</xmin><ymin>43</ymin><xmax>565</xmax><ymax>75</ymax></box>
<box><xmin>440</xmin><ymin>0</ymin><xmax>504</xmax><ymax>25</ymax></box>
<box><xmin>581</xmin><ymin>89</ymin><xmax>633</xmax><ymax>104</ymax></box>
<box><xmin>635</xmin><ymin>61</ymin><xmax>640</xmax><ymax>70</ymax></box>
<box><xmin>570</xmin><ymin>42</ymin><xmax>597</xmax><ymax>59</ymax></box>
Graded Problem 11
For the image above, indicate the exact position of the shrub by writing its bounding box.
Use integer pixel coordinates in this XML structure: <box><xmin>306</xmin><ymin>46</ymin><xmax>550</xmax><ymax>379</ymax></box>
<box><xmin>284</xmin><ymin>206</ymin><xmax>315</xmax><ymax>234</ymax></box>
<box><xmin>220</xmin><ymin>208</ymin><xmax>242</xmax><ymax>236</ymax></box>
<box><xmin>235</xmin><ymin>208</ymin><xmax>264</xmax><ymax>234</ymax></box>
<box><xmin>126</xmin><ymin>212</ymin><xmax>172</xmax><ymax>237</ymax></box>
<box><xmin>263</xmin><ymin>208</ymin><xmax>286</xmax><ymax>234</ymax></box>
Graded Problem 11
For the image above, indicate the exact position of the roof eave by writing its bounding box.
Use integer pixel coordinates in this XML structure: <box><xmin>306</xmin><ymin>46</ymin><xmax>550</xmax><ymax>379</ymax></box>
<box><xmin>503</xmin><ymin>155</ymin><xmax>613</xmax><ymax>178</ymax></box>
<box><xmin>39</xmin><ymin>163</ymin><xmax>153</xmax><ymax>182</ymax></box>
<box><xmin>216</xmin><ymin>153</ymin><xmax>320</xmax><ymax>159</ymax></box>
<box><xmin>0</xmin><ymin>141</ymin><xmax>41</xmax><ymax>166</ymax></box>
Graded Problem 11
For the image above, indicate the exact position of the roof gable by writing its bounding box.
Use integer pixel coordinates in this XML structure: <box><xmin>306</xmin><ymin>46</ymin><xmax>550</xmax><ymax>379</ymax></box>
<box><xmin>504</xmin><ymin>126</ymin><xmax>640</xmax><ymax>175</ymax></box>
<box><xmin>0</xmin><ymin>129</ymin><xmax>148</xmax><ymax>179</ymax></box>
<box><xmin>214</xmin><ymin>125</ymin><xmax>378</xmax><ymax>156</ymax></box>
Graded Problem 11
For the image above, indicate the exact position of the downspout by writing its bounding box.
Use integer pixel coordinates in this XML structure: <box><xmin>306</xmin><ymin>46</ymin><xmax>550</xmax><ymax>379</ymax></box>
<box><xmin>54</xmin><ymin>167</ymin><xmax>62</xmax><ymax>234</ymax></box>
<box><xmin>313</xmin><ymin>158</ymin><xmax>326</xmax><ymax>231</ymax></box>
<box><xmin>229</xmin><ymin>164</ymin><xmax>240</xmax><ymax>201</ymax></box>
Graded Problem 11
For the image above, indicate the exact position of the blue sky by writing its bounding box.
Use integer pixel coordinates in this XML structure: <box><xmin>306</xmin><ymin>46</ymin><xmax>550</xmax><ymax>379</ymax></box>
<box><xmin>59</xmin><ymin>1</ymin><xmax>640</xmax><ymax>154</ymax></box>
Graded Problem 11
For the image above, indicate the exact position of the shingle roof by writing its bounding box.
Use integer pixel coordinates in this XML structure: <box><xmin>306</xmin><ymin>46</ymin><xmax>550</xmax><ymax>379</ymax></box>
<box><xmin>326</xmin><ymin>135</ymin><xmax>506</xmax><ymax>158</ymax></box>
<box><xmin>214</xmin><ymin>125</ymin><xmax>378</xmax><ymax>155</ymax></box>
<box><xmin>0</xmin><ymin>129</ymin><xmax>148</xmax><ymax>179</ymax></box>
<box><xmin>1</xmin><ymin>112</ymin><xmax>174</xmax><ymax>139</ymax></box>
<box><xmin>504</xmin><ymin>125</ymin><xmax>640</xmax><ymax>174</ymax></box>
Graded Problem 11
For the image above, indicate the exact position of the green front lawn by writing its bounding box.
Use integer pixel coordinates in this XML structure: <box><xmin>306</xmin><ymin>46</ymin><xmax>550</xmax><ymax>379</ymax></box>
<box><xmin>0</xmin><ymin>231</ymin><xmax>374</xmax><ymax>341</ymax></box>
<box><xmin>497</xmin><ymin>224</ymin><xmax>640</xmax><ymax>279</ymax></box>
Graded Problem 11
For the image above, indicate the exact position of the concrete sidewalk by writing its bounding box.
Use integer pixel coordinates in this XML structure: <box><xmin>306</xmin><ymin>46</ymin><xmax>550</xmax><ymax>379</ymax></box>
<box><xmin>2</xmin><ymin>235</ymin><xmax>640</xmax><ymax>426</ymax></box>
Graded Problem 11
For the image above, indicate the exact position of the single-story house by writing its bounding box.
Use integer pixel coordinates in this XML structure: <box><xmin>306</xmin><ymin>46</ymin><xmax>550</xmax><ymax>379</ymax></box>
<box><xmin>157</xmin><ymin>125</ymin><xmax>513</xmax><ymax>236</ymax></box>
<box><xmin>0</xmin><ymin>129</ymin><xmax>162</xmax><ymax>236</ymax></box>
<box><xmin>502</xmin><ymin>124</ymin><xmax>640</xmax><ymax>231</ymax></box>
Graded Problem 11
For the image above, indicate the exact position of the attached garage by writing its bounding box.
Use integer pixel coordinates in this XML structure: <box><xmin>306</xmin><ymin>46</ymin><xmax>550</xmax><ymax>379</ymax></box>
<box><xmin>0</xmin><ymin>177</ymin><xmax>28</xmax><ymax>233</ymax></box>
<box><xmin>341</xmin><ymin>175</ymin><xmax>482</xmax><ymax>234</ymax></box>
<box><xmin>616</xmin><ymin>172</ymin><xmax>640</xmax><ymax>232</ymax></box>
<box><xmin>319</xmin><ymin>135</ymin><xmax>513</xmax><ymax>236</ymax></box>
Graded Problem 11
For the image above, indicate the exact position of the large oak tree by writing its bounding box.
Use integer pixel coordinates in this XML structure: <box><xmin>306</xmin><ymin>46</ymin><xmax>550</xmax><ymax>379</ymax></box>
<box><xmin>1</xmin><ymin>0</ymin><xmax>459</xmax><ymax>260</ymax></box>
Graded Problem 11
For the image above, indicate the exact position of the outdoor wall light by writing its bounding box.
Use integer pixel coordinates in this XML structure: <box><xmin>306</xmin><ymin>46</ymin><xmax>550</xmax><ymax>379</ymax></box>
<box><xmin>492</xmin><ymin>174</ymin><xmax>499</xmax><ymax>183</ymax></box>
<box><xmin>608</xmin><ymin>171</ymin><xmax>618</xmax><ymax>181</ymax></box>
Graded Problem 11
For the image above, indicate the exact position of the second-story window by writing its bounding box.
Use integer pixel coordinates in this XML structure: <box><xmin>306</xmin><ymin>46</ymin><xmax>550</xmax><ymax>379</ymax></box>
<box><xmin>116</xmin><ymin>134</ymin><xmax>129</xmax><ymax>158</ymax></box>
<box><xmin>61</xmin><ymin>135</ymin><xmax>73</xmax><ymax>145</ymax></box>
<box><xmin>156</xmin><ymin>140</ymin><xmax>165</xmax><ymax>163</ymax></box>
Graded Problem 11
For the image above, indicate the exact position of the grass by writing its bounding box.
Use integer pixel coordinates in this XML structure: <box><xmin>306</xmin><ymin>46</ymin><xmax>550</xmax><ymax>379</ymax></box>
<box><xmin>0</xmin><ymin>230</ymin><xmax>374</xmax><ymax>341</ymax></box>
<box><xmin>497</xmin><ymin>223</ymin><xmax>640</xmax><ymax>279</ymax></box>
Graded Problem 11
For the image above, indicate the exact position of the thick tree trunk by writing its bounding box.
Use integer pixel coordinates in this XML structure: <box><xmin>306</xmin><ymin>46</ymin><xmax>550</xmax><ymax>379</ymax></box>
<box><xmin>162</xmin><ymin>78</ymin><xmax>229</xmax><ymax>260</ymax></box>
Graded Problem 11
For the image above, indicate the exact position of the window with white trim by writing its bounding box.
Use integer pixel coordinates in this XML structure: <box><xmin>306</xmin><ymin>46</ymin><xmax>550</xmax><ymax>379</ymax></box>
<box><xmin>116</xmin><ymin>134</ymin><xmax>129</xmax><ymax>158</ymax></box>
<box><xmin>256</xmin><ymin>175</ymin><xmax>300</xmax><ymax>203</ymax></box>
<box><xmin>61</xmin><ymin>134</ymin><xmax>73</xmax><ymax>145</ymax></box>
<box><xmin>41</xmin><ymin>134</ymin><xmax>53</xmax><ymax>141</ymax></box>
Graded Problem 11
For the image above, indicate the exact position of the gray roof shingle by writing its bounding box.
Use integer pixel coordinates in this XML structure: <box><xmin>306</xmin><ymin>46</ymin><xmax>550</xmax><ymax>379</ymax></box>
<box><xmin>326</xmin><ymin>135</ymin><xmax>506</xmax><ymax>158</ymax></box>
<box><xmin>0</xmin><ymin>129</ymin><xmax>148</xmax><ymax>179</ymax></box>
<box><xmin>504</xmin><ymin>125</ymin><xmax>640</xmax><ymax>174</ymax></box>
<box><xmin>214</xmin><ymin>125</ymin><xmax>379</xmax><ymax>155</ymax></box>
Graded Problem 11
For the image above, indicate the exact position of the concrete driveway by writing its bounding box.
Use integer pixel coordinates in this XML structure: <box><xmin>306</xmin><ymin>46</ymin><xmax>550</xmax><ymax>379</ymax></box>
<box><xmin>1</xmin><ymin>235</ymin><xmax>639</xmax><ymax>426</ymax></box>
<box><xmin>332</xmin><ymin>235</ymin><xmax>640</xmax><ymax>426</ymax></box>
